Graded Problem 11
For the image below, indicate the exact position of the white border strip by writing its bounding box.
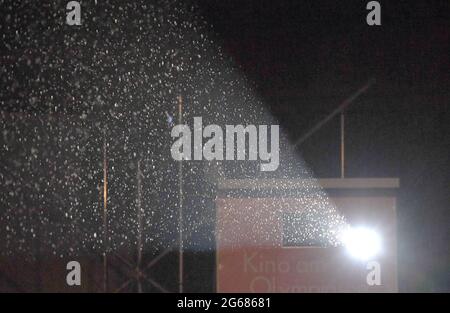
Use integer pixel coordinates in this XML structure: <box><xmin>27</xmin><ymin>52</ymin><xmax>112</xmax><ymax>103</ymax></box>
<box><xmin>218</xmin><ymin>178</ymin><xmax>399</xmax><ymax>190</ymax></box>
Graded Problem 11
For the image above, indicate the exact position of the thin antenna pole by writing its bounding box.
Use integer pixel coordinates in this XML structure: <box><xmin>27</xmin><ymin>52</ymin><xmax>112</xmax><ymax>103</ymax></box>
<box><xmin>177</xmin><ymin>95</ymin><xmax>184</xmax><ymax>293</ymax></box>
<box><xmin>102</xmin><ymin>128</ymin><xmax>108</xmax><ymax>293</ymax></box>
<box><xmin>340</xmin><ymin>112</ymin><xmax>345</xmax><ymax>178</ymax></box>
<box><xmin>293</xmin><ymin>79</ymin><xmax>374</xmax><ymax>148</ymax></box>
<box><xmin>137</xmin><ymin>159</ymin><xmax>143</xmax><ymax>293</ymax></box>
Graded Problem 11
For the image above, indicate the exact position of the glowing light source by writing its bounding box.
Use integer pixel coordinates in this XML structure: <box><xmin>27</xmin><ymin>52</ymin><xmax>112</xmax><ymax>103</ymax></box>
<box><xmin>340</xmin><ymin>226</ymin><xmax>381</xmax><ymax>261</ymax></box>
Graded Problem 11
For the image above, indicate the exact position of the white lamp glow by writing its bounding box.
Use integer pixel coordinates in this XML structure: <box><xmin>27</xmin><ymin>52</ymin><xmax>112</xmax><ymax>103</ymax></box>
<box><xmin>340</xmin><ymin>226</ymin><xmax>381</xmax><ymax>261</ymax></box>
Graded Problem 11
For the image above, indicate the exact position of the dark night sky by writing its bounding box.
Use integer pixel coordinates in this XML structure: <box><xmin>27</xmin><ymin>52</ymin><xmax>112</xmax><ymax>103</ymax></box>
<box><xmin>197</xmin><ymin>0</ymin><xmax>449</xmax><ymax>291</ymax></box>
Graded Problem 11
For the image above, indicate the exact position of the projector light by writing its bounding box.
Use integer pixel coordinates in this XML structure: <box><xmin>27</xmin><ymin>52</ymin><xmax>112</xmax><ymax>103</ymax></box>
<box><xmin>340</xmin><ymin>226</ymin><xmax>381</xmax><ymax>261</ymax></box>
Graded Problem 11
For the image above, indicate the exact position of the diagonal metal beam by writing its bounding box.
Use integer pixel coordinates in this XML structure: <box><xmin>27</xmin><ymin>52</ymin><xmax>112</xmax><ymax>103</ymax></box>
<box><xmin>141</xmin><ymin>275</ymin><xmax>170</xmax><ymax>293</ymax></box>
<box><xmin>144</xmin><ymin>248</ymin><xmax>171</xmax><ymax>270</ymax></box>
<box><xmin>293</xmin><ymin>79</ymin><xmax>375</xmax><ymax>147</ymax></box>
<box><xmin>113</xmin><ymin>252</ymin><xmax>134</xmax><ymax>269</ymax></box>
<box><xmin>114</xmin><ymin>278</ymin><xmax>133</xmax><ymax>293</ymax></box>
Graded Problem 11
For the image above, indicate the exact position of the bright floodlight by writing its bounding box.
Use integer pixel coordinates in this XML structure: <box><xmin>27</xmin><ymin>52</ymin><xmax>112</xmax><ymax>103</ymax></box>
<box><xmin>340</xmin><ymin>226</ymin><xmax>381</xmax><ymax>261</ymax></box>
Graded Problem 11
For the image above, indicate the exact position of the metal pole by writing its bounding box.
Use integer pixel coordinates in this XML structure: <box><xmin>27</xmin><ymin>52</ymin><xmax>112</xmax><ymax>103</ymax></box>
<box><xmin>340</xmin><ymin>112</ymin><xmax>345</xmax><ymax>178</ymax></box>
<box><xmin>137</xmin><ymin>159</ymin><xmax>143</xmax><ymax>293</ymax></box>
<box><xmin>177</xmin><ymin>95</ymin><xmax>184</xmax><ymax>293</ymax></box>
<box><xmin>293</xmin><ymin>79</ymin><xmax>374</xmax><ymax>147</ymax></box>
<box><xmin>103</xmin><ymin>128</ymin><xmax>108</xmax><ymax>293</ymax></box>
